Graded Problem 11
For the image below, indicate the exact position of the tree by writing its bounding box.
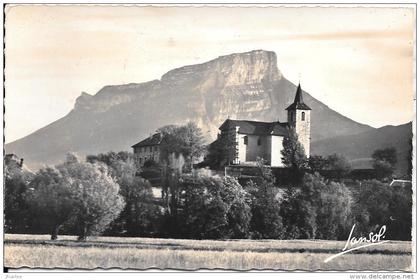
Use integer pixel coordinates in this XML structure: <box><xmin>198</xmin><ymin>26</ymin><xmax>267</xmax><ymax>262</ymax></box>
<box><xmin>281</xmin><ymin>173</ymin><xmax>353</xmax><ymax>240</ymax></box>
<box><xmin>106</xmin><ymin>159</ymin><xmax>160</xmax><ymax>237</ymax></box>
<box><xmin>281</xmin><ymin>127</ymin><xmax>308</xmax><ymax>183</ymax></box>
<box><xmin>281</xmin><ymin>174</ymin><xmax>317</xmax><ymax>239</ymax></box>
<box><xmin>325</xmin><ymin>153</ymin><xmax>352</xmax><ymax>179</ymax></box>
<box><xmin>206</xmin><ymin>138</ymin><xmax>227</xmax><ymax>169</ymax></box>
<box><xmin>4</xmin><ymin>163</ymin><xmax>32</xmax><ymax>233</ymax></box>
<box><xmin>315</xmin><ymin>180</ymin><xmax>353</xmax><ymax>239</ymax></box>
<box><xmin>308</xmin><ymin>155</ymin><xmax>327</xmax><ymax>172</ymax></box>
<box><xmin>158</xmin><ymin>122</ymin><xmax>206</xmax><ymax>171</ymax></box>
<box><xmin>372</xmin><ymin>147</ymin><xmax>398</xmax><ymax>166</ymax></box>
<box><xmin>86</xmin><ymin>152</ymin><xmax>160</xmax><ymax>237</ymax></box>
<box><xmin>57</xmin><ymin>156</ymin><xmax>125</xmax><ymax>240</ymax></box>
<box><xmin>246</xmin><ymin>160</ymin><xmax>285</xmax><ymax>239</ymax></box>
<box><xmin>372</xmin><ymin>147</ymin><xmax>397</xmax><ymax>180</ymax></box>
<box><xmin>26</xmin><ymin>166</ymin><xmax>76</xmax><ymax>240</ymax></box>
<box><xmin>86</xmin><ymin>151</ymin><xmax>133</xmax><ymax>170</ymax></box>
<box><xmin>26</xmin><ymin>154</ymin><xmax>125</xmax><ymax>240</ymax></box>
<box><xmin>352</xmin><ymin>179</ymin><xmax>412</xmax><ymax>241</ymax></box>
<box><xmin>178</xmin><ymin>174</ymin><xmax>251</xmax><ymax>239</ymax></box>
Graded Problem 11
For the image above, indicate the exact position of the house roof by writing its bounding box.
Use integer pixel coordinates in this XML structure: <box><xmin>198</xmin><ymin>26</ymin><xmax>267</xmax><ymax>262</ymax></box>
<box><xmin>285</xmin><ymin>83</ymin><xmax>312</xmax><ymax>111</ymax></box>
<box><xmin>219</xmin><ymin>119</ymin><xmax>290</xmax><ymax>136</ymax></box>
<box><xmin>132</xmin><ymin>133</ymin><xmax>163</xmax><ymax>148</ymax></box>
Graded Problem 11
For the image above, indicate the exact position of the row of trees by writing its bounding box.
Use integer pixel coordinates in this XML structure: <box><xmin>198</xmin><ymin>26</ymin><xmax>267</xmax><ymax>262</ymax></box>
<box><xmin>4</xmin><ymin>123</ymin><xmax>411</xmax><ymax>241</ymax></box>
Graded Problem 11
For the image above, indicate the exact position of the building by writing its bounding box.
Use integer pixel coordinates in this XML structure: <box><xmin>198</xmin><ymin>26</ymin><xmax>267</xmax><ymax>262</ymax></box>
<box><xmin>131</xmin><ymin>133</ymin><xmax>163</xmax><ymax>168</ymax></box>
<box><xmin>218</xmin><ymin>84</ymin><xmax>311</xmax><ymax>167</ymax></box>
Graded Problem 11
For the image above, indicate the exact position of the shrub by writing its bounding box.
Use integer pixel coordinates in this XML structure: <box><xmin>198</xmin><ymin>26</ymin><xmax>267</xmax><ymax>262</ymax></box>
<box><xmin>246</xmin><ymin>161</ymin><xmax>285</xmax><ymax>239</ymax></box>
<box><xmin>178</xmin><ymin>174</ymin><xmax>251</xmax><ymax>239</ymax></box>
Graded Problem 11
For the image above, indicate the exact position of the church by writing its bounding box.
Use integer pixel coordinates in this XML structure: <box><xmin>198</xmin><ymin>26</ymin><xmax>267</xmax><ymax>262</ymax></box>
<box><xmin>217</xmin><ymin>84</ymin><xmax>311</xmax><ymax>167</ymax></box>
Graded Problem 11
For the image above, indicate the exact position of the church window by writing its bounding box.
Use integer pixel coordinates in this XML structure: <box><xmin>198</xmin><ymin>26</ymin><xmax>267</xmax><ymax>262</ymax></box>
<box><xmin>290</xmin><ymin>111</ymin><xmax>294</xmax><ymax>122</ymax></box>
<box><xmin>244</xmin><ymin>136</ymin><xmax>248</xmax><ymax>145</ymax></box>
<box><xmin>257</xmin><ymin>137</ymin><xmax>261</xmax><ymax>146</ymax></box>
<box><xmin>302</xmin><ymin>112</ymin><xmax>305</xmax><ymax>121</ymax></box>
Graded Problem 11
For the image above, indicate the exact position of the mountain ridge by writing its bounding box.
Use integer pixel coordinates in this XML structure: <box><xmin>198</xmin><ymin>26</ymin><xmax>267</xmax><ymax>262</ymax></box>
<box><xmin>7</xmin><ymin>50</ymin><xmax>375</xmax><ymax>169</ymax></box>
<box><xmin>312</xmin><ymin>122</ymin><xmax>412</xmax><ymax>175</ymax></box>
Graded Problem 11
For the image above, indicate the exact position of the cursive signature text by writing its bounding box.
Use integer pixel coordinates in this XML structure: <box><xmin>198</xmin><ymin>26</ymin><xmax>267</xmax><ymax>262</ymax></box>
<box><xmin>324</xmin><ymin>224</ymin><xmax>389</xmax><ymax>263</ymax></box>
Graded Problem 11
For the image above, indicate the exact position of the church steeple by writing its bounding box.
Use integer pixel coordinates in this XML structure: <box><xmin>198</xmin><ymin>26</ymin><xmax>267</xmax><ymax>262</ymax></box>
<box><xmin>286</xmin><ymin>83</ymin><xmax>311</xmax><ymax>111</ymax></box>
<box><xmin>285</xmin><ymin>83</ymin><xmax>311</xmax><ymax>157</ymax></box>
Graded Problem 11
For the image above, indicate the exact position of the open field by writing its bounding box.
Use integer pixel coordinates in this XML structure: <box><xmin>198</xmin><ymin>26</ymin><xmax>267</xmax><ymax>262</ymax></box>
<box><xmin>4</xmin><ymin>234</ymin><xmax>413</xmax><ymax>271</ymax></box>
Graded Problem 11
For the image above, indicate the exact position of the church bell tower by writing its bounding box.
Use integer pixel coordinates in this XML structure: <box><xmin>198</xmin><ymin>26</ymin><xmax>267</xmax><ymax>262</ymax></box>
<box><xmin>286</xmin><ymin>83</ymin><xmax>311</xmax><ymax>157</ymax></box>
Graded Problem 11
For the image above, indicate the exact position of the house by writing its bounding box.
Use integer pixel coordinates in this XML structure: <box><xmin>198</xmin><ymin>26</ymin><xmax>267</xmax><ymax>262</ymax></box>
<box><xmin>131</xmin><ymin>133</ymin><xmax>163</xmax><ymax>168</ymax></box>
<box><xmin>218</xmin><ymin>83</ymin><xmax>311</xmax><ymax>167</ymax></box>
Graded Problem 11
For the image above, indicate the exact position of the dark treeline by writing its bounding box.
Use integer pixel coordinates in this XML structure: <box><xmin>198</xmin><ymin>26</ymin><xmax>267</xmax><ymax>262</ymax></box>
<box><xmin>5</xmin><ymin>152</ymin><xmax>412</xmax><ymax>241</ymax></box>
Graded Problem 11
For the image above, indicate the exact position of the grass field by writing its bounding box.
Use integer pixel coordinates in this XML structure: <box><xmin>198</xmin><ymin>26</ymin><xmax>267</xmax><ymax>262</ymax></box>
<box><xmin>4</xmin><ymin>234</ymin><xmax>413</xmax><ymax>271</ymax></box>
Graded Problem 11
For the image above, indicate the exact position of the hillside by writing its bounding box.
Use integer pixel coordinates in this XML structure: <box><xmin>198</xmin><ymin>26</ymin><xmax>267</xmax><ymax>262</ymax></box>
<box><xmin>312</xmin><ymin>122</ymin><xmax>413</xmax><ymax>176</ymax></box>
<box><xmin>6</xmin><ymin>50</ymin><xmax>373</xmax><ymax>169</ymax></box>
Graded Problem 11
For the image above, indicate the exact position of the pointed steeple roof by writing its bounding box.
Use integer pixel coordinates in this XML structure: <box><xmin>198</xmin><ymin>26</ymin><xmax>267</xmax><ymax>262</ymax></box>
<box><xmin>286</xmin><ymin>83</ymin><xmax>311</xmax><ymax>110</ymax></box>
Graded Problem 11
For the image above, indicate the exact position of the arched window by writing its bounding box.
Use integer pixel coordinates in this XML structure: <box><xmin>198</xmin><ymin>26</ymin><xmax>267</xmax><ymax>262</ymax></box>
<box><xmin>257</xmin><ymin>137</ymin><xmax>261</xmax><ymax>146</ymax></box>
<box><xmin>244</xmin><ymin>136</ymin><xmax>248</xmax><ymax>145</ymax></box>
<box><xmin>301</xmin><ymin>112</ymin><xmax>305</xmax><ymax>121</ymax></box>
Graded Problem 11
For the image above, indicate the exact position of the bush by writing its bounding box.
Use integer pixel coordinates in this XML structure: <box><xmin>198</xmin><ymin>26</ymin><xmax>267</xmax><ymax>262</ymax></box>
<box><xmin>281</xmin><ymin>173</ymin><xmax>353</xmax><ymax>239</ymax></box>
<box><xmin>178</xmin><ymin>174</ymin><xmax>251</xmax><ymax>239</ymax></box>
<box><xmin>246</xmin><ymin>162</ymin><xmax>285</xmax><ymax>239</ymax></box>
<box><xmin>85</xmin><ymin>153</ymin><xmax>161</xmax><ymax>237</ymax></box>
<box><xmin>352</xmin><ymin>179</ymin><xmax>412</xmax><ymax>240</ymax></box>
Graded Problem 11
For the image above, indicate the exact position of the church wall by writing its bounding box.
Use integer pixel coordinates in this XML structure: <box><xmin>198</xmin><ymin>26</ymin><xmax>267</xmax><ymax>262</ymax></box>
<box><xmin>237</xmin><ymin>133</ymin><xmax>247</xmax><ymax>163</ymax></box>
<box><xmin>237</xmin><ymin>133</ymin><xmax>270</xmax><ymax>164</ymax></box>
<box><xmin>270</xmin><ymin>135</ymin><xmax>285</xmax><ymax>167</ymax></box>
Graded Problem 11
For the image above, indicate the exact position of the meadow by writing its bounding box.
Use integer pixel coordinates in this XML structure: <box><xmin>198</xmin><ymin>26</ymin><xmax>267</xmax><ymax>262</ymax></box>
<box><xmin>4</xmin><ymin>234</ymin><xmax>413</xmax><ymax>271</ymax></box>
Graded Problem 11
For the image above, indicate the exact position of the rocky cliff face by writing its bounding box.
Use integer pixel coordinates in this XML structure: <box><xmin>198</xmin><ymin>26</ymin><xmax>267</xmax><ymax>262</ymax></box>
<box><xmin>6</xmin><ymin>50</ymin><xmax>372</xmax><ymax>169</ymax></box>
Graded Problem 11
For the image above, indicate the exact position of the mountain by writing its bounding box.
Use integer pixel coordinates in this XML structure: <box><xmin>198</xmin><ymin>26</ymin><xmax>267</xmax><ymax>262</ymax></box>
<box><xmin>312</xmin><ymin>122</ymin><xmax>413</xmax><ymax>175</ymax></box>
<box><xmin>6</xmin><ymin>50</ymin><xmax>373</xmax><ymax>169</ymax></box>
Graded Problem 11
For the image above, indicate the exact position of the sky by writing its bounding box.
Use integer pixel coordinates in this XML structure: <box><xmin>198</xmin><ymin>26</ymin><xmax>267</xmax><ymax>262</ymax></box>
<box><xmin>4</xmin><ymin>5</ymin><xmax>415</xmax><ymax>143</ymax></box>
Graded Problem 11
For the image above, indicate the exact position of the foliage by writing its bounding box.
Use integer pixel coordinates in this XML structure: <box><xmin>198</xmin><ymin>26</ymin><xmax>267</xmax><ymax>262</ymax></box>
<box><xmin>206</xmin><ymin>138</ymin><xmax>227</xmax><ymax>170</ymax></box>
<box><xmin>371</xmin><ymin>147</ymin><xmax>397</xmax><ymax>180</ymax></box>
<box><xmin>57</xmin><ymin>155</ymin><xmax>125</xmax><ymax>240</ymax></box>
<box><xmin>4</xmin><ymin>165</ymin><xmax>32</xmax><ymax>233</ymax></box>
<box><xmin>372</xmin><ymin>147</ymin><xmax>398</xmax><ymax>166</ymax></box>
<box><xmin>281</xmin><ymin>173</ymin><xmax>353</xmax><ymax>239</ymax></box>
<box><xmin>352</xmin><ymin>179</ymin><xmax>412</xmax><ymax>240</ymax></box>
<box><xmin>26</xmin><ymin>154</ymin><xmax>125</xmax><ymax>240</ymax></box>
<box><xmin>178</xmin><ymin>174</ymin><xmax>251</xmax><ymax>239</ymax></box>
<box><xmin>281</xmin><ymin>128</ymin><xmax>307</xmax><ymax>183</ymax></box>
<box><xmin>25</xmin><ymin>166</ymin><xmax>77</xmax><ymax>239</ymax></box>
<box><xmin>86</xmin><ymin>151</ymin><xmax>133</xmax><ymax>167</ymax></box>
<box><xmin>315</xmin><ymin>180</ymin><xmax>353</xmax><ymax>239</ymax></box>
<box><xmin>143</xmin><ymin>158</ymin><xmax>160</xmax><ymax>168</ymax></box>
<box><xmin>87</xmin><ymin>152</ymin><xmax>161</xmax><ymax>237</ymax></box>
<box><xmin>158</xmin><ymin>122</ymin><xmax>206</xmax><ymax>170</ymax></box>
<box><xmin>308</xmin><ymin>155</ymin><xmax>327</xmax><ymax>172</ymax></box>
<box><xmin>246</xmin><ymin>160</ymin><xmax>285</xmax><ymax>239</ymax></box>
<box><xmin>324</xmin><ymin>153</ymin><xmax>352</xmax><ymax>179</ymax></box>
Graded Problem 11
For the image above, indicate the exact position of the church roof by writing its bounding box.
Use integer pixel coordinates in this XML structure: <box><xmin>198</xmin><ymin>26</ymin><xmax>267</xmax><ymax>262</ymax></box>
<box><xmin>132</xmin><ymin>133</ymin><xmax>163</xmax><ymax>148</ymax></box>
<box><xmin>219</xmin><ymin>119</ymin><xmax>290</xmax><ymax>136</ymax></box>
<box><xmin>286</xmin><ymin>83</ymin><xmax>312</xmax><ymax>111</ymax></box>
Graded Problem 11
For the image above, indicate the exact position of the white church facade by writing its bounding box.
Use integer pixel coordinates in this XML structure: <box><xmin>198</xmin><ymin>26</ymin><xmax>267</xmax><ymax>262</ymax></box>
<box><xmin>218</xmin><ymin>84</ymin><xmax>311</xmax><ymax>167</ymax></box>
